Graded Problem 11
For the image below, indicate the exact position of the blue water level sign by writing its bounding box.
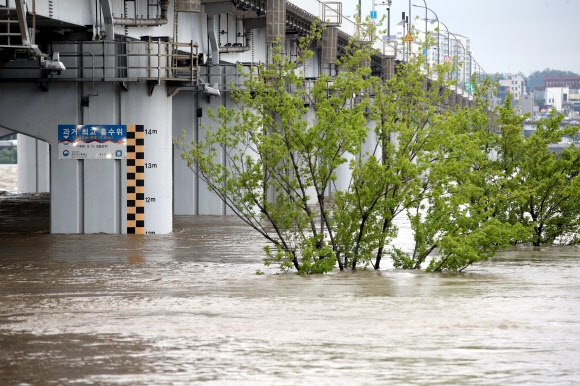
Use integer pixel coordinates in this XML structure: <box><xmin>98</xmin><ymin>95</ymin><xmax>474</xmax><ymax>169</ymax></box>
<box><xmin>370</xmin><ymin>10</ymin><xmax>377</xmax><ymax>19</ymax></box>
<box><xmin>58</xmin><ymin>124</ymin><xmax>127</xmax><ymax>160</ymax></box>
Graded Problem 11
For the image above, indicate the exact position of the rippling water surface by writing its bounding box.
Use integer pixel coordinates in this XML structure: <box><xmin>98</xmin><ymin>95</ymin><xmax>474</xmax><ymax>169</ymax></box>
<box><xmin>1</xmin><ymin>190</ymin><xmax>580</xmax><ymax>384</ymax></box>
<box><xmin>0</xmin><ymin>164</ymin><xmax>17</xmax><ymax>193</ymax></box>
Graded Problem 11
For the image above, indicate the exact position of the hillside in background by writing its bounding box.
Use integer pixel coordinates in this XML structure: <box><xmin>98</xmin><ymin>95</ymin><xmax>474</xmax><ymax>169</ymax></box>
<box><xmin>526</xmin><ymin>69</ymin><xmax>579</xmax><ymax>90</ymax></box>
<box><xmin>497</xmin><ymin>70</ymin><xmax>579</xmax><ymax>91</ymax></box>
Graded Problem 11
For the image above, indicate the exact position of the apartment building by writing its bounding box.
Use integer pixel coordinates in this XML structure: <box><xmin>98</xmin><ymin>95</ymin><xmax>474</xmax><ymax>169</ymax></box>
<box><xmin>498</xmin><ymin>74</ymin><xmax>526</xmax><ymax>101</ymax></box>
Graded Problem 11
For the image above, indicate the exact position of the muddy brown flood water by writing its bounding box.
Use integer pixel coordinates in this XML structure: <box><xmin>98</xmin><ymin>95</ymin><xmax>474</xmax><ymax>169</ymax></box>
<box><xmin>1</xmin><ymin>177</ymin><xmax>580</xmax><ymax>384</ymax></box>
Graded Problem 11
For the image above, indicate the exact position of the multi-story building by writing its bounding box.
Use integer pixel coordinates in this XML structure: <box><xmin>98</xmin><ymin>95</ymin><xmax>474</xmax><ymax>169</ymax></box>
<box><xmin>532</xmin><ymin>86</ymin><xmax>545</xmax><ymax>101</ymax></box>
<box><xmin>544</xmin><ymin>76</ymin><xmax>580</xmax><ymax>89</ymax></box>
<box><xmin>544</xmin><ymin>86</ymin><xmax>575</xmax><ymax>117</ymax></box>
<box><xmin>517</xmin><ymin>94</ymin><xmax>536</xmax><ymax>118</ymax></box>
<box><xmin>498</xmin><ymin>74</ymin><xmax>526</xmax><ymax>101</ymax></box>
<box><xmin>395</xmin><ymin>17</ymin><xmax>477</xmax><ymax>89</ymax></box>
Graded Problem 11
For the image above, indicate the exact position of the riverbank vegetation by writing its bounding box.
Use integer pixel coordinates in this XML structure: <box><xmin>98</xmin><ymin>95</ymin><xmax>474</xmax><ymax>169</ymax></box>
<box><xmin>0</xmin><ymin>147</ymin><xmax>17</xmax><ymax>164</ymax></box>
<box><xmin>176</xmin><ymin>22</ymin><xmax>580</xmax><ymax>273</ymax></box>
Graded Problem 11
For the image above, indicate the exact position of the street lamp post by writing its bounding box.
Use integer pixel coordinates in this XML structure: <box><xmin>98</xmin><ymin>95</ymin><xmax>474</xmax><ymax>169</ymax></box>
<box><xmin>464</xmin><ymin>48</ymin><xmax>474</xmax><ymax>95</ymax></box>
<box><xmin>372</xmin><ymin>0</ymin><xmax>393</xmax><ymax>39</ymax></box>
<box><xmin>412</xmin><ymin>3</ymin><xmax>439</xmax><ymax>64</ymax></box>
<box><xmin>422</xmin><ymin>0</ymin><xmax>427</xmax><ymax>45</ymax></box>
<box><xmin>447</xmin><ymin>30</ymin><xmax>467</xmax><ymax>92</ymax></box>
<box><xmin>437</xmin><ymin>19</ymin><xmax>451</xmax><ymax>63</ymax></box>
<box><xmin>409</xmin><ymin>0</ymin><xmax>412</xmax><ymax>41</ymax></box>
<box><xmin>387</xmin><ymin>1</ymin><xmax>392</xmax><ymax>40</ymax></box>
<box><xmin>371</xmin><ymin>0</ymin><xmax>394</xmax><ymax>58</ymax></box>
<box><xmin>402</xmin><ymin>11</ymin><xmax>407</xmax><ymax>61</ymax></box>
<box><xmin>472</xmin><ymin>59</ymin><xmax>485</xmax><ymax>82</ymax></box>
<box><xmin>436</xmin><ymin>19</ymin><xmax>463</xmax><ymax>87</ymax></box>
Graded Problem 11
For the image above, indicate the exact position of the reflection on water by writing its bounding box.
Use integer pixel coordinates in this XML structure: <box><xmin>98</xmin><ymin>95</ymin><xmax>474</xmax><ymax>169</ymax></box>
<box><xmin>0</xmin><ymin>164</ymin><xmax>50</xmax><ymax>233</ymax></box>
<box><xmin>0</xmin><ymin>192</ymin><xmax>49</xmax><ymax>234</ymax></box>
<box><xmin>1</xmin><ymin>214</ymin><xmax>580</xmax><ymax>385</ymax></box>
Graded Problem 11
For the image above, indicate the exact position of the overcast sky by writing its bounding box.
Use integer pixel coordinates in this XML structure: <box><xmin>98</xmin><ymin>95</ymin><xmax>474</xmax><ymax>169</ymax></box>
<box><xmin>341</xmin><ymin>0</ymin><xmax>580</xmax><ymax>76</ymax></box>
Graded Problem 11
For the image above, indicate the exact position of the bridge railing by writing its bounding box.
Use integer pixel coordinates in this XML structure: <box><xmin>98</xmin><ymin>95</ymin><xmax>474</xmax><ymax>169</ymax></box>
<box><xmin>288</xmin><ymin>0</ymin><xmax>397</xmax><ymax>58</ymax></box>
<box><xmin>0</xmin><ymin>39</ymin><xmax>199</xmax><ymax>84</ymax></box>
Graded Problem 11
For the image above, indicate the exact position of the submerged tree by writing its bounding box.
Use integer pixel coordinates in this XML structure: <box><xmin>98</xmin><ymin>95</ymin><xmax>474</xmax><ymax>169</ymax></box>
<box><xmin>385</xmin><ymin>73</ymin><xmax>529</xmax><ymax>272</ymax></box>
<box><xmin>176</xmin><ymin>22</ymin><xmax>572</xmax><ymax>274</ymax></box>
<box><xmin>331</xmin><ymin>48</ymin><xmax>459</xmax><ymax>271</ymax></box>
<box><xmin>177</xmin><ymin>22</ymin><xmax>378</xmax><ymax>273</ymax></box>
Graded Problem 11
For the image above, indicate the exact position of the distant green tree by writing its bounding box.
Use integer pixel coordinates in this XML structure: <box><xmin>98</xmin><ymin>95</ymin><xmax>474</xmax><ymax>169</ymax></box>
<box><xmin>496</xmin><ymin>97</ymin><xmax>580</xmax><ymax>246</ymax></box>
<box><xmin>0</xmin><ymin>147</ymin><xmax>17</xmax><ymax>164</ymax></box>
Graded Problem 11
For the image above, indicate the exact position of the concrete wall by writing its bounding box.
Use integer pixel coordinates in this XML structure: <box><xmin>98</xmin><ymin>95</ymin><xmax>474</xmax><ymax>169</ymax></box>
<box><xmin>173</xmin><ymin>90</ymin><xmax>239</xmax><ymax>216</ymax></box>
<box><xmin>196</xmin><ymin>89</ymin><xmax>227</xmax><ymax>215</ymax></box>
<box><xmin>172</xmin><ymin>92</ymin><xmax>199</xmax><ymax>215</ymax></box>
<box><xmin>172</xmin><ymin>89</ymin><xmax>231</xmax><ymax>216</ymax></box>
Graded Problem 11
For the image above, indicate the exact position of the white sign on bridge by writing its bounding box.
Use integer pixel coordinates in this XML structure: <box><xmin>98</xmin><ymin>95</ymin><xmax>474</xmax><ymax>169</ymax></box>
<box><xmin>58</xmin><ymin>124</ymin><xmax>127</xmax><ymax>160</ymax></box>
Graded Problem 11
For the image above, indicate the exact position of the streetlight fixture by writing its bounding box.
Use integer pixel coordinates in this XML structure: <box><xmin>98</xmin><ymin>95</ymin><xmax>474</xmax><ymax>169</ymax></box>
<box><xmin>446</xmin><ymin>30</ymin><xmax>467</xmax><ymax>92</ymax></box>
<box><xmin>436</xmin><ymin>19</ymin><xmax>465</xmax><ymax>90</ymax></box>
<box><xmin>421</xmin><ymin>1</ymin><xmax>427</xmax><ymax>46</ymax></box>
<box><xmin>372</xmin><ymin>0</ymin><xmax>393</xmax><ymax>39</ymax></box>
<box><xmin>436</xmin><ymin>19</ymin><xmax>452</xmax><ymax>64</ymax></box>
<box><xmin>472</xmin><ymin>58</ymin><xmax>485</xmax><ymax>82</ymax></box>
<box><xmin>387</xmin><ymin>0</ymin><xmax>393</xmax><ymax>40</ymax></box>
<box><xmin>412</xmin><ymin>3</ymin><xmax>439</xmax><ymax>64</ymax></box>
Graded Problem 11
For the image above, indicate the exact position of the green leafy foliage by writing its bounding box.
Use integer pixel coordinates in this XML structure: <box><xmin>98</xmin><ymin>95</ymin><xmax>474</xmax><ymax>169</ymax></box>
<box><xmin>496</xmin><ymin>98</ymin><xmax>580</xmax><ymax>246</ymax></box>
<box><xmin>176</xmin><ymin>21</ymin><xmax>580</xmax><ymax>274</ymax></box>
<box><xmin>0</xmin><ymin>147</ymin><xmax>17</xmax><ymax>164</ymax></box>
<box><xmin>176</xmin><ymin>22</ymin><xmax>376</xmax><ymax>273</ymax></box>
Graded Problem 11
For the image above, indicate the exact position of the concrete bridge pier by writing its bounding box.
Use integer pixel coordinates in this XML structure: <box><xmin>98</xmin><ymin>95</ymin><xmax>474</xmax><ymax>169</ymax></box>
<box><xmin>121</xmin><ymin>83</ymin><xmax>174</xmax><ymax>235</ymax></box>
<box><xmin>17</xmin><ymin>134</ymin><xmax>50</xmax><ymax>193</ymax></box>
<box><xmin>0</xmin><ymin>82</ymin><xmax>173</xmax><ymax>234</ymax></box>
